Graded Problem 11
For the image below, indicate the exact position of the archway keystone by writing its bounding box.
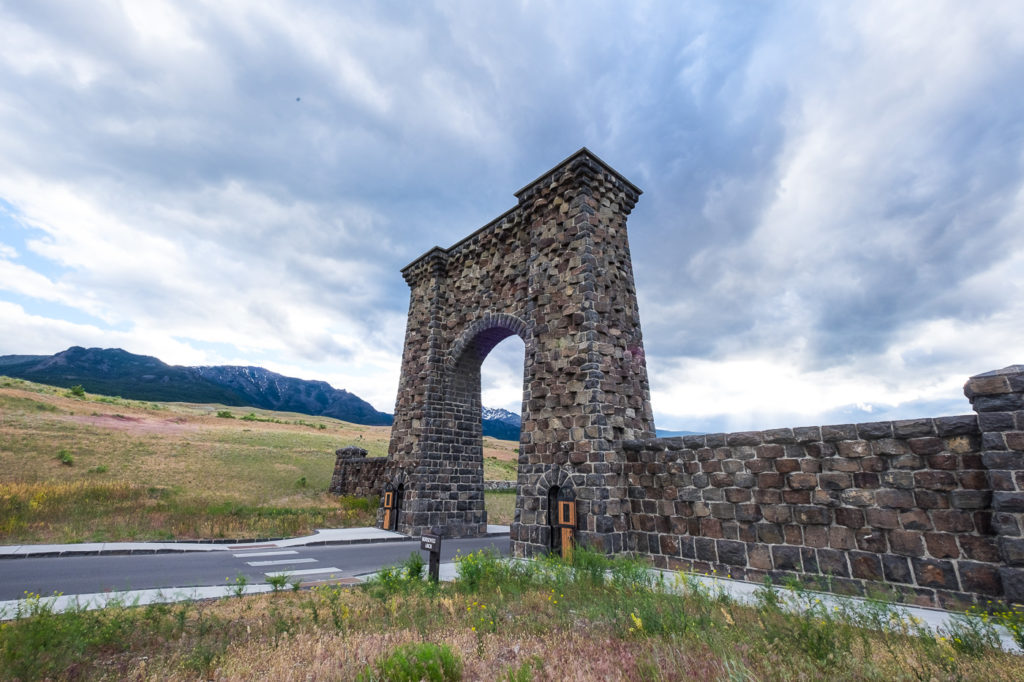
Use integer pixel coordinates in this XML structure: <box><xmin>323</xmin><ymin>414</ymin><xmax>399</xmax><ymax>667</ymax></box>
<box><xmin>384</xmin><ymin>148</ymin><xmax>656</xmax><ymax>555</ymax></box>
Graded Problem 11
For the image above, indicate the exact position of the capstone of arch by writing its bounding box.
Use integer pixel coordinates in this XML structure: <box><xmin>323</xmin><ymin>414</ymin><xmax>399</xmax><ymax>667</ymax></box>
<box><xmin>381</xmin><ymin>148</ymin><xmax>656</xmax><ymax>555</ymax></box>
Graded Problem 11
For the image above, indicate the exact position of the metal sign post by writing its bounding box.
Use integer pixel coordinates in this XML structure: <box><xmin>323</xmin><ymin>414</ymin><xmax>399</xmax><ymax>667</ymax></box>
<box><xmin>420</xmin><ymin>531</ymin><xmax>441</xmax><ymax>582</ymax></box>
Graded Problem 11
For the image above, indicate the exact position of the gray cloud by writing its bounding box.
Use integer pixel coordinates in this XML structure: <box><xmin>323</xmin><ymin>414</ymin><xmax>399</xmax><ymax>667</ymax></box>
<box><xmin>0</xmin><ymin>1</ymin><xmax>1021</xmax><ymax>424</ymax></box>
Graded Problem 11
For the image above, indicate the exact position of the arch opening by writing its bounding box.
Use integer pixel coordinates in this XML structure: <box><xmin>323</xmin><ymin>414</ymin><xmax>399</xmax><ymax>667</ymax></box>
<box><xmin>445</xmin><ymin>323</ymin><xmax>527</xmax><ymax>535</ymax></box>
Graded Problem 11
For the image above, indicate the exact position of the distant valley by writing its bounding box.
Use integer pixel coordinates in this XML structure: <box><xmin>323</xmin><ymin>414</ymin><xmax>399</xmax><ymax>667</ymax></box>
<box><xmin>0</xmin><ymin>346</ymin><xmax>523</xmax><ymax>439</ymax></box>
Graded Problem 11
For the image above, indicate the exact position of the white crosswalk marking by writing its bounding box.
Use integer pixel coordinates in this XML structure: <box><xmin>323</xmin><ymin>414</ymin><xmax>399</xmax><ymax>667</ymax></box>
<box><xmin>233</xmin><ymin>550</ymin><xmax>299</xmax><ymax>558</ymax></box>
<box><xmin>265</xmin><ymin>567</ymin><xmax>342</xmax><ymax>578</ymax></box>
<box><xmin>246</xmin><ymin>558</ymin><xmax>318</xmax><ymax>567</ymax></box>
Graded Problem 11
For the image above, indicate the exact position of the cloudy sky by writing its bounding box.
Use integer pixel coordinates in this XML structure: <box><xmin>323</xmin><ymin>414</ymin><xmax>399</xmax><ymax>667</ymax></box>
<box><xmin>1</xmin><ymin>1</ymin><xmax>1022</xmax><ymax>434</ymax></box>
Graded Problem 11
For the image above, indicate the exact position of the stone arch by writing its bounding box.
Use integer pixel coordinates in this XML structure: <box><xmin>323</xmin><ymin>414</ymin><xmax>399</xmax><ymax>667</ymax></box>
<box><xmin>381</xmin><ymin>148</ymin><xmax>656</xmax><ymax>555</ymax></box>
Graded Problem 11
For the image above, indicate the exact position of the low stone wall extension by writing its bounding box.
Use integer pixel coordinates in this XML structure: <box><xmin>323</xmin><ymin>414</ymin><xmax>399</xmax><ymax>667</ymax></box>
<box><xmin>328</xmin><ymin>446</ymin><xmax>392</xmax><ymax>498</ymax></box>
<box><xmin>622</xmin><ymin>397</ymin><xmax>1024</xmax><ymax>607</ymax></box>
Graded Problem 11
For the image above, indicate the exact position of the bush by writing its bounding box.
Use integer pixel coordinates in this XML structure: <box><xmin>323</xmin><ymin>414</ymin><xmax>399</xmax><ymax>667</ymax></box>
<box><xmin>360</xmin><ymin>642</ymin><xmax>462</xmax><ymax>682</ymax></box>
<box><xmin>57</xmin><ymin>449</ymin><xmax>74</xmax><ymax>466</ymax></box>
<box><xmin>216</xmin><ymin>410</ymin><xmax>235</xmax><ymax>419</ymax></box>
<box><xmin>68</xmin><ymin>384</ymin><xmax>86</xmax><ymax>397</ymax></box>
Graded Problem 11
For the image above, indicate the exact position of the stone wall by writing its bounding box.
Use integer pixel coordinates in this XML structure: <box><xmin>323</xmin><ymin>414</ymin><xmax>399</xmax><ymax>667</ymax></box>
<box><xmin>621</xmin><ymin>366</ymin><xmax>1024</xmax><ymax>607</ymax></box>
<box><xmin>329</xmin><ymin>446</ymin><xmax>392</xmax><ymax>498</ymax></box>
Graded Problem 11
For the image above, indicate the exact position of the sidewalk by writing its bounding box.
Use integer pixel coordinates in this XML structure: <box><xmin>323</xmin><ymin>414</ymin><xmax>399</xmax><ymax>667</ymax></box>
<box><xmin>0</xmin><ymin>525</ymin><xmax>512</xmax><ymax>559</ymax></box>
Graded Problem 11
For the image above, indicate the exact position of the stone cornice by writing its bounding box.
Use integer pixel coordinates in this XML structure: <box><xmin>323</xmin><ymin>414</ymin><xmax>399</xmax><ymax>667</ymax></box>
<box><xmin>399</xmin><ymin>148</ymin><xmax>641</xmax><ymax>287</ymax></box>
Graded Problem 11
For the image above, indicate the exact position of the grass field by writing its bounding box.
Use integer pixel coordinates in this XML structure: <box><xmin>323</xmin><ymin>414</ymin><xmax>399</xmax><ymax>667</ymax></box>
<box><xmin>4</xmin><ymin>548</ymin><xmax>1023</xmax><ymax>681</ymax></box>
<box><xmin>0</xmin><ymin>376</ymin><xmax>520</xmax><ymax>543</ymax></box>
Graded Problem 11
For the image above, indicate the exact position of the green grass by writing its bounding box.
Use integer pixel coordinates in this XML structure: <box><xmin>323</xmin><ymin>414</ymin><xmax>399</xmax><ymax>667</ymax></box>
<box><xmin>3</xmin><ymin>548</ymin><xmax>1022</xmax><ymax>681</ymax></box>
<box><xmin>0</xmin><ymin>375</ymin><xmax>517</xmax><ymax>543</ymax></box>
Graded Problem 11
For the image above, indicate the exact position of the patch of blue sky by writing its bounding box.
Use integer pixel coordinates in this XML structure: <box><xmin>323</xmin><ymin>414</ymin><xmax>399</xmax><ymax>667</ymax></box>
<box><xmin>0</xmin><ymin>199</ymin><xmax>68</xmax><ymax>281</ymax></box>
<box><xmin>0</xmin><ymin>291</ymin><xmax>129</xmax><ymax>332</ymax></box>
<box><xmin>171</xmin><ymin>337</ymin><xmax>243</xmax><ymax>364</ymax></box>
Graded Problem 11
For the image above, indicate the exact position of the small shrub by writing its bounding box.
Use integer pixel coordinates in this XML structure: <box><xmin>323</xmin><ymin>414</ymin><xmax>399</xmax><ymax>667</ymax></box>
<box><xmin>228</xmin><ymin>573</ymin><xmax>248</xmax><ymax>598</ymax></box>
<box><xmin>68</xmin><ymin>384</ymin><xmax>86</xmax><ymax>397</ymax></box>
<box><xmin>404</xmin><ymin>551</ymin><xmax>426</xmax><ymax>581</ymax></box>
<box><xmin>295</xmin><ymin>476</ymin><xmax>308</xmax><ymax>488</ymax></box>
<box><xmin>216</xmin><ymin>410</ymin><xmax>235</xmax><ymax>419</ymax></box>
<box><xmin>87</xmin><ymin>465</ymin><xmax>109</xmax><ymax>474</ymax></box>
<box><xmin>267</xmin><ymin>573</ymin><xmax>291</xmax><ymax>592</ymax></box>
<box><xmin>360</xmin><ymin>642</ymin><xmax>462</xmax><ymax>682</ymax></box>
<box><xmin>57</xmin><ymin>449</ymin><xmax>74</xmax><ymax>466</ymax></box>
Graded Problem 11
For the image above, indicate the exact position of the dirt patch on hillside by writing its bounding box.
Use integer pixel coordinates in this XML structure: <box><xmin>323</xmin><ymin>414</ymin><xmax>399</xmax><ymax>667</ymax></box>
<box><xmin>61</xmin><ymin>413</ymin><xmax>200</xmax><ymax>435</ymax></box>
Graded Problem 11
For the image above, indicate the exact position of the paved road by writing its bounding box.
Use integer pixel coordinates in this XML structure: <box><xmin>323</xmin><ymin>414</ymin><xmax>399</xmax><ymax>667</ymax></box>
<box><xmin>0</xmin><ymin>536</ymin><xmax>509</xmax><ymax>600</ymax></box>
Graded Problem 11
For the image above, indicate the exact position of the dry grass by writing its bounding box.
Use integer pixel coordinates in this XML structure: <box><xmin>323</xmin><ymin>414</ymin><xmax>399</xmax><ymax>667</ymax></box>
<box><xmin>0</xmin><ymin>376</ymin><xmax>520</xmax><ymax>543</ymax></box>
<box><xmin>5</xmin><ymin>550</ymin><xmax>1024</xmax><ymax>681</ymax></box>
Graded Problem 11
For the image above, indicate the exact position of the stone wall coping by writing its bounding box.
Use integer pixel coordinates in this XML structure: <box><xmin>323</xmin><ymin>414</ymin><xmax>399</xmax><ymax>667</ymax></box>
<box><xmin>512</xmin><ymin>147</ymin><xmax>642</xmax><ymax>198</ymax></box>
<box><xmin>623</xmin><ymin>414</ymin><xmax>994</xmax><ymax>452</ymax></box>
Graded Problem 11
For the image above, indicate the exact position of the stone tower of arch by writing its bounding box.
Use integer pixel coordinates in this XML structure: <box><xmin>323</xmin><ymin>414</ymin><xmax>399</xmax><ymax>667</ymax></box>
<box><xmin>384</xmin><ymin>148</ymin><xmax>656</xmax><ymax>556</ymax></box>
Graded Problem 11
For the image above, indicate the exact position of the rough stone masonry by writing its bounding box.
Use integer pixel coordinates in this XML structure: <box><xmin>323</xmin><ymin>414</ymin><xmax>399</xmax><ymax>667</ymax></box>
<box><xmin>329</xmin><ymin>148</ymin><xmax>1024</xmax><ymax>607</ymax></box>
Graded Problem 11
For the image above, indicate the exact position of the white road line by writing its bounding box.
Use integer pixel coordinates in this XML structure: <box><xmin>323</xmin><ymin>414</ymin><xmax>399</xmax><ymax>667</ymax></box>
<box><xmin>265</xmin><ymin>567</ymin><xmax>342</xmax><ymax>578</ymax></box>
<box><xmin>246</xmin><ymin>558</ymin><xmax>318</xmax><ymax>567</ymax></box>
<box><xmin>233</xmin><ymin>550</ymin><xmax>299</xmax><ymax>558</ymax></box>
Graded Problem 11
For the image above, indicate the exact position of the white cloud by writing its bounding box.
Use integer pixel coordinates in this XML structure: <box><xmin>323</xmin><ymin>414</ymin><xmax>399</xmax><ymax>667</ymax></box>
<box><xmin>0</xmin><ymin>0</ymin><xmax>1021</xmax><ymax>425</ymax></box>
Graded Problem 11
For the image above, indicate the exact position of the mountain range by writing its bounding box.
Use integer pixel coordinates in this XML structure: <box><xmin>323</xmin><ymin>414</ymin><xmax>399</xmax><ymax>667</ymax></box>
<box><xmin>0</xmin><ymin>346</ymin><xmax>525</xmax><ymax>439</ymax></box>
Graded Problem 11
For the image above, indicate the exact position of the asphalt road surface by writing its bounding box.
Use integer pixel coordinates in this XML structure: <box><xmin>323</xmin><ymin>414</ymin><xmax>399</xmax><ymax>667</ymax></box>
<box><xmin>0</xmin><ymin>535</ymin><xmax>509</xmax><ymax>600</ymax></box>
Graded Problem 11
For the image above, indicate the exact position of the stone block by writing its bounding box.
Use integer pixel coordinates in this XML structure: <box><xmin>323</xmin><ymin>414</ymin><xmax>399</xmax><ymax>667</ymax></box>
<box><xmin>822</xmin><ymin>424</ymin><xmax>858</xmax><ymax>442</ymax></box>
<box><xmin>727</xmin><ymin>431</ymin><xmax>762</xmax><ymax>446</ymax></box>
<box><xmin>899</xmin><ymin>509</ymin><xmax>932</xmax><ymax>531</ymax></box>
<box><xmin>890</xmin><ymin>454</ymin><xmax>923</xmax><ymax>469</ymax></box>
<box><xmin>695</xmin><ymin>537</ymin><xmax>717</xmax><ymax>562</ymax></box>
<box><xmin>914</xmin><ymin>471</ymin><xmax>957</xmax><ymax>491</ymax></box>
<box><xmin>913</xmin><ymin>490</ymin><xmax>951</xmax><ymax>510</ymax></box>
<box><xmin>882</xmin><ymin>555</ymin><xmax>914</xmax><ymax>583</ymax></box>
<box><xmin>1000</xmin><ymin>567</ymin><xmax>1024</xmax><ymax>603</ymax></box>
<box><xmin>793</xmin><ymin>426</ymin><xmax>822</xmax><ymax>443</ymax></box>
<box><xmin>959</xmin><ymin>562</ymin><xmax>1003</xmax><ymax>597</ymax></box>
<box><xmin>794</xmin><ymin>505</ymin><xmax>831</xmax><ymax>525</ymax></box>
<box><xmin>850</xmin><ymin>552</ymin><xmax>883</xmax><ymax>581</ymax></box>
<box><xmin>717</xmin><ymin>539</ymin><xmax>747</xmax><ymax>566</ymax></box>
<box><xmin>907</xmin><ymin>437</ymin><xmax>945</xmax><ymax>455</ymax></box>
<box><xmin>788</xmin><ymin>472</ymin><xmax>818</xmax><ymax>490</ymax></box>
<box><xmin>829</xmin><ymin>526</ymin><xmax>856</xmax><ymax>549</ymax></box>
<box><xmin>775</xmin><ymin>458</ymin><xmax>801</xmax><ymax>473</ymax></box>
<box><xmin>837</xmin><ymin>440</ymin><xmax>871</xmax><ymax>458</ymax></box>
<box><xmin>974</xmin><ymin>409</ymin><xmax>1015</xmax><ymax>430</ymax></box>
<box><xmin>840</xmin><ymin>489</ymin><xmax>876</xmax><ymax>506</ymax></box>
<box><xmin>890</xmin><ymin>530</ymin><xmax>925</xmax><ymax>557</ymax></box>
<box><xmin>866</xmin><ymin>507</ymin><xmax>900</xmax><ymax>529</ymax></box>
<box><xmin>923</xmin><ymin>533</ymin><xmax>958</xmax><ymax>559</ymax></box>
<box><xmin>771</xmin><ymin>545</ymin><xmax>802</xmax><ymax>571</ymax></box>
<box><xmin>856</xmin><ymin>421</ymin><xmax>893</xmax><ymax>439</ymax></box>
<box><xmin>757</xmin><ymin>523</ymin><xmax>784</xmax><ymax>544</ymax></box>
<box><xmin>992</xmin><ymin>512</ymin><xmax>1021</xmax><ymax>536</ymax></box>
<box><xmin>855</xmin><ymin>529</ymin><xmax>888</xmax><ymax>553</ymax></box>
<box><xmin>748</xmin><ymin>543</ymin><xmax>773</xmax><ymax>569</ymax></box>
<box><xmin>817</xmin><ymin>548</ymin><xmax>850</xmax><ymax>577</ymax></box>
<box><xmin>983</xmin><ymin>451</ymin><xmax>1024</xmax><ymax>470</ymax></box>
<box><xmin>893</xmin><ymin>418</ymin><xmax>936</xmax><ymax>438</ymax></box>
<box><xmin>819</xmin><ymin>472</ymin><xmax>853</xmax><ymax>490</ymax></box>
<box><xmin>959</xmin><ymin>535</ymin><xmax>999</xmax><ymax>562</ymax></box>
<box><xmin>876</xmin><ymin>489</ymin><xmax>915</xmax><ymax>509</ymax></box>
<box><xmin>835</xmin><ymin>507</ymin><xmax>866</xmax><ymax>528</ymax></box>
<box><xmin>881</xmin><ymin>471</ymin><xmax>915</xmax><ymax>489</ymax></box>
<box><xmin>1001</xmin><ymin>537</ymin><xmax>1024</xmax><ymax>566</ymax></box>
<box><xmin>934</xmin><ymin>414</ymin><xmax>978</xmax><ymax>436</ymax></box>
<box><xmin>912</xmin><ymin>558</ymin><xmax>959</xmax><ymax>590</ymax></box>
